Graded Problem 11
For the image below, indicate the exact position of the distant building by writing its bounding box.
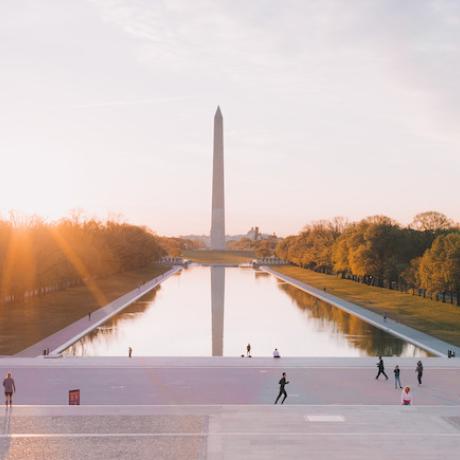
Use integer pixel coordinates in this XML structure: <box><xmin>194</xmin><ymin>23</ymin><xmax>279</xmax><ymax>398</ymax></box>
<box><xmin>159</xmin><ymin>256</ymin><xmax>190</xmax><ymax>266</ymax></box>
<box><xmin>252</xmin><ymin>256</ymin><xmax>287</xmax><ymax>266</ymax></box>
<box><xmin>246</xmin><ymin>226</ymin><xmax>260</xmax><ymax>241</ymax></box>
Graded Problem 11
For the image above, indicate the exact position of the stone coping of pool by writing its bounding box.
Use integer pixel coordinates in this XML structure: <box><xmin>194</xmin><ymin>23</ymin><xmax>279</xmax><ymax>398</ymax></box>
<box><xmin>1</xmin><ymin>356</ymin><xmax>460</xmax><ymax>368</ymax></box>
<box><xmin>261</xmin><ymin>266</ymin><xmax>460</xmax><ymax>358</ymax></box>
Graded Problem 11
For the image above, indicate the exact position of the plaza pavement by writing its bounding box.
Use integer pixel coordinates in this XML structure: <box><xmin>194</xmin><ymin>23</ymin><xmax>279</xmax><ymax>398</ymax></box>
<box><xmin>262</xmin><ymin>266</ymin><xmax>460</xmax><ymax>357</ymax></box>
<box><xmin>1</xmin><ymin>357</ymin><xmax>459</xmax><ymax>406</ymax></box>
<box><xmin>15</xmin><ymin>267</ymin><xmax>181</xmax><ymax>358</ymax></box>
<box><xmin>1</xmin><ymin>363</ymin><xmax>460</xmax><ymax>459</ymax></box>
<box><xmin>1</xmin><ymin>405</ymin><xmax>460</xmax><ymax>459</ymax></box>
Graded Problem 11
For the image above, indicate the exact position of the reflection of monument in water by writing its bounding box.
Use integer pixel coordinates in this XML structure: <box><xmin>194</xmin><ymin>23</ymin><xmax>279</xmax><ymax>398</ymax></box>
<box><xmin>211</xmin><ymin>266</ymin><xmax>225</xmax><ymax>356</ymax></box>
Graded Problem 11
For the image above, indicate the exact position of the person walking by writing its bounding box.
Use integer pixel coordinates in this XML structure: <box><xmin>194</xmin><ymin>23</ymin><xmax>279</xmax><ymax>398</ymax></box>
<box><xmin>394</xmin><ymin>365</ymin><xmax>402</xmax><ymax>389</ymax></box>
<box><xmin>401</xmin><ymin>386</ymin><xmax>413</xmax><ymax>405</ymax></box>
<box><xmin>128</xmin><ymin>347</ymin><xmax>133</xmax><ymax>358</ymax></box>
<box><xmin>3</xmin><ymin>373</ymin><xmax>16</xmax><ymax>407</ymax></box>
<box><xmin>246</xmin><ymin>343</ymin><xmax>251</xmax><ymax>357</ymax></box>
<box><xmin>416</xmin><ymin>361</ymin><xmax>423</xmax><ymax>385</ymax></box>
<box><xmin>274</xmin><ymin>372</ymin><xmax>289</xmax><ymax>404</ymax></box>
<box><xmin>375</xmin><ymin>356</ymin><xmax>389</xmax><ymax>380</ymax></box>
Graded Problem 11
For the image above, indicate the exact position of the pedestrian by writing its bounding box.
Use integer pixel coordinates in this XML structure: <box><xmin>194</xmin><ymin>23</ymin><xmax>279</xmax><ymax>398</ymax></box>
<box><xmin>383</xmin><ymin>312</ymin><xmax>388</xmax><ymax>322</ymax></box>
<box><xmin>128</xmin><ymin>347</ymin><xmax>133</xmax><ymax>358</ymax></box>
<box><xmin>415</xmin><ymin>361</ymin><xmax>423</xmax><ymax>385</ymax></box>
<box><xmin>246</xmin><ymin>343</ymin><xmax>251</xmax><ymax>357</ymax></box>
<box><xmin>46</xmin><ymin>348</ymin><xmax>50</xmax><ymax>356</ymax></box>
<box><xmin>274</xmin><ymin>372</ymin><xmax>289</xmax><ymax>404</ymax></box>
<box><xmin>401</xmin><ymin>386</ymin><xmax>413</xmax><ymax>405</ymax></box>
<box><xmin>375</xmin><ymin>356</ymin><xmax>389</xmax><ymax>380</ymax></box>
<box><xmin>273</xmin><ymin>348</ymin><xmax>280</xmax><ymax>359</ymax></box>
<box><xmin>394</xmin><ymin>365</ymin><xmax>402</xmax><ymax>389</ymax></box>
<box><xmin>88</xmin><ymin>311</ymin><xmax>91</xmax><ymax>320</ymax></box>
<box><xmin>3</xmin><ymin>372</ymin><xmax>16</xmax><ymax>407</ymax></box>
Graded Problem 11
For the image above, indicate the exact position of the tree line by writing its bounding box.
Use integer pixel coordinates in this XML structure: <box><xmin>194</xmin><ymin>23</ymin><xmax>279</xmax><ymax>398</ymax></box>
<box><xmin>0</xmin><ymin>216</ymin><xmax>170</xmax><ymax>305</ymax></box>
<box><xmin>227</xmin><ymin>235</ymin><xmax>280</xmax><ymax>257</ymax></box>
<box><xmin>275</xmin><ymin>212</ymin><xmax>460</xmax><ymax>305</ymax></box>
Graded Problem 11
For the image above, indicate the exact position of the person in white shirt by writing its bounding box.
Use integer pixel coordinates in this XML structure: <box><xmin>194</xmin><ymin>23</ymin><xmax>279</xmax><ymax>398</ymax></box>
<box><xmin>401</xmin><ymin>386</ymin><xmax>413</xmax><ymax>405</ymax></box>
<box><xmin>273</xmin><ymin>348</ymin><xmax>280</xmax><ymax>358</ymax></box>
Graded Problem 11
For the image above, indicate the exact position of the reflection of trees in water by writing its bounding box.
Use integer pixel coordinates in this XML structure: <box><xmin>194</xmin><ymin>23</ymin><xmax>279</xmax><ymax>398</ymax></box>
<box><xmin>278</xmin><ymin>282</ymin><xmax>407</xmax><ymax>356</ymax></box>
<box><xmin>65</xmin><ymin>286</ymin><xmax>161</xmax><ymax>356</ymax></box>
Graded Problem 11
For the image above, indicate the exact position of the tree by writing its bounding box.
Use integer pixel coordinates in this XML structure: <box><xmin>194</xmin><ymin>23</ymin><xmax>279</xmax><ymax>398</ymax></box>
<box><xmin>411</xmin><ymin>211</ymin><xmax>452</xmax><ymax>233</ymax></box>
<box><xmin>418</xmin><ymin>233</ymin><xmax>460</xmax><ymax>304</ymax></box>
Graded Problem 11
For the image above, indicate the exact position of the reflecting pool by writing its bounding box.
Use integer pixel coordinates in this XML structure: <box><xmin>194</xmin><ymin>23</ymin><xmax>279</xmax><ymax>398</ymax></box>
<box><xmin>64</xmin><ymin>266</ymin><xmax>430</xmax><ymax>357</ymax></box>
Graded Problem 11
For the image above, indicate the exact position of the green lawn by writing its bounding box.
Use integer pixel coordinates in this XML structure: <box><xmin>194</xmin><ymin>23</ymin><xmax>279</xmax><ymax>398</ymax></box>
<box><xmin>0</xmin><ymin>263</ymin><xmax>170</xmax><ymax>355</ymax></box>
<box><xmin>272</xmin><ymin>265</ymin><xmax>460</xmax><ymax>347</ymax></box>
<box><xmin>183</xmin><ymin>250</ymin><xmax>255</xmax><ymax>264</ymax></box>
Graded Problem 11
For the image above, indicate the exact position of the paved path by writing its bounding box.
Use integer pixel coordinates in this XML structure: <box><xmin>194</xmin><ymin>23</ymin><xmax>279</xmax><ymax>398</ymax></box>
<box><xmin>1</xmin><ymin>357</ymin><xmax>459</xmax><ymax>406</ymax></box>
<box><xmin>1</xmin><ymin>405</ymin><xmax>460</xmax><ymax>459</ymax></box>
<box><xmin>262</xmin><ymin>266</ymin><xmax>460</xmax><ymax>357</ymax></box>
<box><xmin>15</xmin><ymin>267</ymin><xmax>181</xmax><ymax>358</ymax></box>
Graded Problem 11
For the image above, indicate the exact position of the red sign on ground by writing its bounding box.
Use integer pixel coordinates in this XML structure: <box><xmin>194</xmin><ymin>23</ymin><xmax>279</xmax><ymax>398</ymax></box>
<box><xmin>68</xmin><ymin>389</ymin><xmax>80</xmax><ymax>405</ymax></box>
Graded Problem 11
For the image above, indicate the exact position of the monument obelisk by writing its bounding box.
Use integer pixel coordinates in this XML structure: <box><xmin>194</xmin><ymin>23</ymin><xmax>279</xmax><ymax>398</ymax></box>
<box><xmin>210</xmin><ymin>106</ymin><xmax>225</xmax><ymax>249</ymax></box>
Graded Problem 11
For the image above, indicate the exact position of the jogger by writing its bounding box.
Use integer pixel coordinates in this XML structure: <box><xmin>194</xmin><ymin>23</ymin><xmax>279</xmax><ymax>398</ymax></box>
<box><xmin>274</xmin><ymin>372</ymin><xmax>289</xmax><ymax>404</ymax></box>
<box><xmin>375</xmin><ymin>356</ymin><xmax>389</xmax><ymax>380</ymax></box>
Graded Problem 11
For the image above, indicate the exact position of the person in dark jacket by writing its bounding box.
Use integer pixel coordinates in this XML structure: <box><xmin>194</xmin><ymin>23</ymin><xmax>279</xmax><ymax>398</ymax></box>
<box><xmin>416</xmin><ymin>361</ymin><xmax>423</xmax><ymax>385</ymax></box>
<box><xmin>274</xmin><ymin>372</ymin><xmax>289</xmax><ymax>404</ymax></box>
<box><xmin>375</xmin><ymin>356</ymin><xmax>389</xmax><ymax>380</ymax></box>
<box><xmin>394</xmin><ymin>365</ymin><xmax>402</xmax><ymax>389</ymax></box>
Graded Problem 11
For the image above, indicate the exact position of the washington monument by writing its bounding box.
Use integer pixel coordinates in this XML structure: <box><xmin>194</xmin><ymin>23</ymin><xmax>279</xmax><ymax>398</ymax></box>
<box><xmin>210</xmin><ymin>106</ymin><xmax>225</xmax><ymax>249</ymax></box>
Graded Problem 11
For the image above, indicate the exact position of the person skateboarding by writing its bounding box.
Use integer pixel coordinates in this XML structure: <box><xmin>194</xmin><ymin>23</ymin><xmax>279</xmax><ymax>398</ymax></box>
<box><xmin>375</xmin><ymin>356</ymin><xmax>388</xmax><ymax>380</ymax></box>
<box><xmin>274</xmin><ymin>372</ymin><xmax>289</xmax><ymax>404</ymax></box>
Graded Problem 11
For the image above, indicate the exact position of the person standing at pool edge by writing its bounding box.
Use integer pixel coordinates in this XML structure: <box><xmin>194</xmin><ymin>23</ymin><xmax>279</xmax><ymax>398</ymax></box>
<box><xmin>3</xmin><ymin>373</ymin><xmax>15</xmax><ymax>407</ymax></box>
<box><xmin>274</xmin><ymin>372</ymin><xmax>289</xmax><ymax>404</ymax></box>
<box><xmin>375</xmin><ymin>356</ymin><xmax>388</xmax><ymax>380</ymax></box>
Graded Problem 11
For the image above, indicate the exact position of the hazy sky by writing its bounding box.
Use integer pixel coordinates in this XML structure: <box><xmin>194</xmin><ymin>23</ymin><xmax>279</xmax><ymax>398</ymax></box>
<box><xmin>1</xmin><ymin>0</ymin><xmax>459</xmax><ymax>236</ymax></box>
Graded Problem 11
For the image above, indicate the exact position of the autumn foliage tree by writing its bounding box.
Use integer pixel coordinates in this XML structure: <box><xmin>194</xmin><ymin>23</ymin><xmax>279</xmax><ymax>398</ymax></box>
<box><xmin>276</xmin><ymin>212</ymin><xmax>460</xmax><ymax>304</ymax></box>
<box><xmin>0</xmin><ymin>217</ymin><xmax>166</xmax><ymax>304</ymax></box>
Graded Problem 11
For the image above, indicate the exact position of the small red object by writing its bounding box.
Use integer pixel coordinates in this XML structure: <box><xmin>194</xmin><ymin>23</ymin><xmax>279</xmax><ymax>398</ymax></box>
<box><xmin>68</xmin><ymin>389</ymin><xmax>80</xmax><ymax>405</ymax></box>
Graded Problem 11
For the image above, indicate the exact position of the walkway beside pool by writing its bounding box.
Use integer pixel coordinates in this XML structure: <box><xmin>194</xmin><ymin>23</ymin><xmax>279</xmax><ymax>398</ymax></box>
<box><xmin>262</xmin><ymin>266</ymin><xmax>460</xmax><ymax>357</ymax></box>
<box><xmin>15</xmin><ymin>267</ymin><xmax>181</xmax><ymax>357</ymax></box>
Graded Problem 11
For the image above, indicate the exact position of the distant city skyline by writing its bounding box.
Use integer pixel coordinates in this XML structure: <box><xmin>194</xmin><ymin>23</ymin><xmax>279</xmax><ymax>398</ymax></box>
<box><xmin>1</xmin><ymin>1</ymin><xmax>459</xmax><ymax>236</ymax></box>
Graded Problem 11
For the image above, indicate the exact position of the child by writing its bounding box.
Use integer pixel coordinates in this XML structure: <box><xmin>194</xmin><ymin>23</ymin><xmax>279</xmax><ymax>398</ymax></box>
<box><xmin>401</xmin><ymin>386</ymin><xmax>413</xmax><ymax>405</ymax></box>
